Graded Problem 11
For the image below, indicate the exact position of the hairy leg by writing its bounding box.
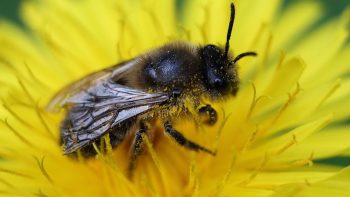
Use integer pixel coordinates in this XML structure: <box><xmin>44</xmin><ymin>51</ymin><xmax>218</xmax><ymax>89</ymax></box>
<box><xmin>164</xmin><ymin>121</ymin><xmax>215</xmax><ymax>155</ymax></box>
<box><xmin>128</xmin><ymin>122</ymin><xmax>147</xmax><ymax>178</ymax></box>
<box><xmin>198</xmin><ymin>104</ymin><xmax>217</xmax><ymax>125</ymax></box>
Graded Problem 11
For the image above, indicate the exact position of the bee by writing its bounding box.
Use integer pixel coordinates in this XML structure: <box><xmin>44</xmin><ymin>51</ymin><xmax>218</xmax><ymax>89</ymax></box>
<box><xmin>48</xmin><ymin>3</ymin><xmax>256</xmax><ymax>176</ymax></box>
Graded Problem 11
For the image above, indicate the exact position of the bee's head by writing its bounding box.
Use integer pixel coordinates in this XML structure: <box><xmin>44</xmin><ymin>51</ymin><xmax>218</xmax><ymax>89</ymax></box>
<box><xmin>201</xmin><ymin>3</ymin><xmax>256</xmax><ymax>99</ymax></box>
<box><xmin>200</xmin><ymin>44</ymin><xmax>237</xmax><ymax>96</ymax></box>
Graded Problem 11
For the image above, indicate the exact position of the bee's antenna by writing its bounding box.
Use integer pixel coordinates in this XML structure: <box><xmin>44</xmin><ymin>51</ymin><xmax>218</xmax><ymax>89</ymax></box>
<box><xmin>232</xmin><ymin>52</ymin><xmax>257</xmax><ymax>63</ymax></box>
<box><xmin>224</xmin><ymin>3</ymin><xmax>235</xmax><ymax>58</ymax></box>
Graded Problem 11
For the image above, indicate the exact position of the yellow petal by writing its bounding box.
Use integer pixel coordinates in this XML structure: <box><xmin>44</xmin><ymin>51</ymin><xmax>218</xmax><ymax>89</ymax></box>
<box><xmin>271</xmin><ymin>1</ymin><xmax>323</xmax><ymax>55</ymax></box>
<box><xmin>271</xmin><ymin>166</ymin><xmax>350</xmax><ymax>196</ymax></box>
<box><xmin>273</xmin><ymin>126</ymin><xmax>350</xmax><ymax>161</ymax></box>
<box><xmin>243</xmin><ymin>114</ymin><xmax>333</xmax><ymax>164</ymax></box>
<box><xmin>290</xmin><ymin>9</ymin><xmax>349</xmax><ymax>83</ymax></box>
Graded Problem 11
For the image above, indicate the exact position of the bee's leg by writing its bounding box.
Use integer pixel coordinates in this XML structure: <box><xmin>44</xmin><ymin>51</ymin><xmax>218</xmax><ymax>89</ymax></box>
<box><xmin>128</xmin><ymin>122</ymin><xmax>147</xmax><ymax>178</ymax></box>
<box><xmin>198</xmin><ymin>104</ymin><xmax>217</xmax><ymax>125</ymax></box>
<box><xmin>164</xmin><ymin>121</ymin><xmax>216</xmax><ymax>155</ymax></box>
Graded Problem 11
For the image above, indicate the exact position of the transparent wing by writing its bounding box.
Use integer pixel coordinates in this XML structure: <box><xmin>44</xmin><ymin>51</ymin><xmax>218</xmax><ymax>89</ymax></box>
<box><xmin>46</xmin><ymin>60</ymin><xmax>136</xmax><ymax>112</ymax></box>
<box><xmin>61</xmin><ymin>80</ymin><xmax>170</xmax><ymax>154</ymax></box>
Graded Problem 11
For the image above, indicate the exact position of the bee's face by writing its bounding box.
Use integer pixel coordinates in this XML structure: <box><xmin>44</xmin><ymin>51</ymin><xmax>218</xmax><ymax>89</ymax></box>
<box><xmin>200</xmin><ymin>44</ymin><xmax>239</xmax><ymax>98</ymax></box>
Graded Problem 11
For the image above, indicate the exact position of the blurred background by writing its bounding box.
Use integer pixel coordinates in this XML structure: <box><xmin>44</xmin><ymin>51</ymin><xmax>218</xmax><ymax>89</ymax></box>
<box><xmin>0</xmin><ymin>0</ymin><xmax>349</xmax><ymax>166</ymax></box>
<box><xmin>1</xmin><ymin>0</ymin><xmax>350</xmax><ymax>25</ymax></box>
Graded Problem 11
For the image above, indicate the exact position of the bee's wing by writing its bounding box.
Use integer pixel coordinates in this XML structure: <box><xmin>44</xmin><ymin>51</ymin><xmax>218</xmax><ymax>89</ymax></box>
<box><xmin>46</xmin><ymin>60</ymin><xmax>136</xmax><ymax>112</ymax></box>
<box><xmin>62</xmin><ymin>80</ymin><xmax>170</xmax><ymax>154</ymax></box>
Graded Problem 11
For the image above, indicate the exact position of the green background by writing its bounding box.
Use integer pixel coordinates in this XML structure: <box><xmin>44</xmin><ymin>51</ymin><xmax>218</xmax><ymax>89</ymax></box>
<box><xmin>1</xmin><ymin>0</ymin><xmax>350</xmax><ymax>24</ymax></box>
<box><xmin>0</xmin><ymin>0</ymin><xmax>349</xmax><ymax>166</ymax></box>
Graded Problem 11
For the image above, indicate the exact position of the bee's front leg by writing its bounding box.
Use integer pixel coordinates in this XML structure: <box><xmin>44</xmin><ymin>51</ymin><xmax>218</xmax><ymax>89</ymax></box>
<box><xmin>128</xmin><ymin>121</ymin><xmax>147</xmax><ymax>179</ymax></box>
<box><xmin>198</xmin><ymin>104</ymin><xmax>217</xmax><ymax>125</ymax></box>
<box><xmin>164</xmin><ymin>121</ymin><xmax>216</xmax><ymax>155</ymax></box>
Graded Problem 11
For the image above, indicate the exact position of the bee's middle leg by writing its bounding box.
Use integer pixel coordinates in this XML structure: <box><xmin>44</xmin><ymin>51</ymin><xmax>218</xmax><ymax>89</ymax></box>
<box><xmin>198</xmin><ymin>104</ymin><xmax>217</xmax><ymax>125</ymax></box>
<box><xmin>128</xmin><ymin>121</ymin><xmax>147</xmax><ymax>178</ymax></box>
<box><xmin>164</xmin><ymin>121</ymin><xmax>215</xmax><ymax>155</ymax></box>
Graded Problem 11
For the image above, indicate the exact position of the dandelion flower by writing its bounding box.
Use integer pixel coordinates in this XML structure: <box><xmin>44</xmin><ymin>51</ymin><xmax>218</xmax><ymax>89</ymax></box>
<box><xmin>1</xmin><ymin>0</ymin><xmax>350</xmax><ymax>196</ymax></box>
